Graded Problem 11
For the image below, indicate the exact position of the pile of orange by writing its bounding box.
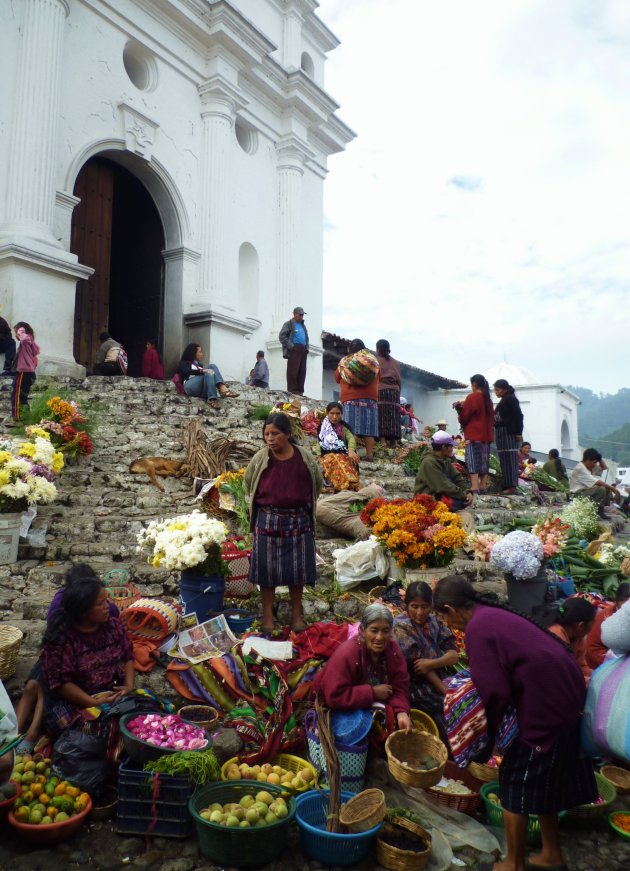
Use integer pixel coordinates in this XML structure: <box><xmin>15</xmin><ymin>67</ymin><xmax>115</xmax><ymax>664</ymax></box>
<box><xmin>10</xmin><ymin>753</ymin><xmax>89</xmax><ymax>826</ymax></box>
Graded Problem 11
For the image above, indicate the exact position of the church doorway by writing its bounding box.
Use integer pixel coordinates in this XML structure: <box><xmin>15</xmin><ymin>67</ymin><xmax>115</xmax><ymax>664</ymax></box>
<box><xmin>71</xmin><ymin>156</ymin><xmax>165</xmax><ymax>376</ymax></box>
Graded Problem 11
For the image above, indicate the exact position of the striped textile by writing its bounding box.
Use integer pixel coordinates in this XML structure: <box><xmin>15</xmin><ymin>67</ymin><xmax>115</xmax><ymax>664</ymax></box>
<box><xmin>500</xmin><ymin>723</ymin><xmax>597</xmax><ymax>814</ymax></box>
<box><xmin>495</xmin><ymin>427</ymin><xmax>519</xmax><ymax>488</ymax></box>
<box><xmin>378</xmin><ymin>387</ymin><xmax>401</xmax><ymax>440</ymax></box>
<box><xmin>342</xmin><ymin>398</ymin><xmax>379</xmax><ymax>437</ymax></box>
<box><xmin>465</xmin><ymin>441</ymin><xmax>490</xmax><ymax>475</ymax></box>
<box><xmin>444</xmin><ymin>671</ymin><xmax>490</xmax><ymax>765</ymax></box>
<box><xmin>250</xmin><ymin>505</ymin><xmax>316</xmax><ymax>588</ymax></box>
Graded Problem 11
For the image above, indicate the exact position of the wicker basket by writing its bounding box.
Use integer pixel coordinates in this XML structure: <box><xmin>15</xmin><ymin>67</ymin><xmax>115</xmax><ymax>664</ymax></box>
<box><xmin>468</xmin><ymin>760</ymin><xmax>500</xmax><ymax>783</ymax></box>
<box><xmin>427</xmin><ymin>761</ymin><xmax>483</xmax><ymax>814</ymax></box>
<box><xmin>376</xmin><ymin>816</ymin><xmax>432</xmax><ymax>871</ymax></box>
<box><xmin>120</xmin><ymin>598</ymin><xmax>180</xmax><ymax>642</ymax></box>
<box><xmin>385</xmin><ymin>729</ymin><xmax>447</xmax><ymax>789</ymax></box>
<box><xmin>220</xmin><ymin>753</ymin><xmax>318</xmax><ymax>793</ymax></box>
<box><xmin>409</xmin><ymin>709</ymin><xmax>439</xmax><ymax>738</ymax></box>
<box><xmin>0</xmin><ymin>625</ymin><xmax>23</xmax><ymax>680</ymax></box>
<box><xmin>105</xmin><ymin>582</ymin><xmax>142</xmax><ymax>612</ymax></box>
<box><xmin>339</xmin><ymin>789</ymin><xmax>386</xmax><ymax>833</ymax></box>
<box><xmin>565</xmin><ymin>772</ymin><xmax>617</xmax><ymax>822</ymax></box>
<box><xmin>368</xmin><ymin>585</ymin><xmax>386</xmax><ymax>603</ymax></box>
<box><xmin>600</xmin><ymin>764</ymin><xmax>630</xmax><ymax>795</ymax></box>
<box><xmin>222</xmin><ymin>538</ymin><xmax>254</xmax><ymax>598</ymax></box>
<box><xmin>179</xmin><ymin>705</ymin><xmax>220</xmax><ymax>730</ymax></box>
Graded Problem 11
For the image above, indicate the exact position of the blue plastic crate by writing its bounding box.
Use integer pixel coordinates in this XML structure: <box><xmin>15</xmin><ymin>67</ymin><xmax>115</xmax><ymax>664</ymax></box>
<box><xmin>116</xmin><ymin>757</ymin><xmax>193</xmax><ymax>838</ymax></box>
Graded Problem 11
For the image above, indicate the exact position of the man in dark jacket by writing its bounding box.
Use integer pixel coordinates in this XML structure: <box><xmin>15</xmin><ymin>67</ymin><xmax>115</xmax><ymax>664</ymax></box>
<box><xmin>415</xmin><ymin>431</ymin><xmax>473</xmax><ymax>509</ymax></box>
<box><xmin>279</xmin><ymin>306</ymin><xmax>309</xmax><ymax>395</ymax></box>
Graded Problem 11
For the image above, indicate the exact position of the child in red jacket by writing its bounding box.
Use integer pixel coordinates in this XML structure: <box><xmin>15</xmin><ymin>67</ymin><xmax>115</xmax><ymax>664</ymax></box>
<box><xmin>11</xmin><ymin>321</ymin><xmax>39</xmax><ymax>420</ymax></box>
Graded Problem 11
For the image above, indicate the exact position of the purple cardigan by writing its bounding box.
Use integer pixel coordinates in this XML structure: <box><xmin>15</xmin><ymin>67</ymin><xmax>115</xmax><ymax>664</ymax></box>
<box><xmin>465</xmin><ymin>604</ymin><xmax>586</xmax><ymax>752</ymax></box>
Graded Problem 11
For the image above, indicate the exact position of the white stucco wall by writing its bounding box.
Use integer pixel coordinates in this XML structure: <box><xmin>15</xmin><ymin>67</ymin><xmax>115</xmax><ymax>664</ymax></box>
<box><xmin>0</xmin><ymin>0</ymin><xmax>351</xmax><ymax>388</ymax></box>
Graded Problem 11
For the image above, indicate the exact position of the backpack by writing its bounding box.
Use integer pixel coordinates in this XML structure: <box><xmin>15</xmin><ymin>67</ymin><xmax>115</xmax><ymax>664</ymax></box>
<box><xmin>338</xmin><ymin>349</ymin><xmax>379</xmax><ymax>386</ymax></box>
<box><xmin>116</xmin><ymin>346</ymin><xmax>128</xmax><ymax>375</ymax></box>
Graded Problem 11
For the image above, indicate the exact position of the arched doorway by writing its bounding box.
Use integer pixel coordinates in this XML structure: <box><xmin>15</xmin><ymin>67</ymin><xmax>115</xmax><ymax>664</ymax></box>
<box><xmin>71</xmin><ymin>156</ymin><xmax>165</xmax><ymax>375</ymax></box>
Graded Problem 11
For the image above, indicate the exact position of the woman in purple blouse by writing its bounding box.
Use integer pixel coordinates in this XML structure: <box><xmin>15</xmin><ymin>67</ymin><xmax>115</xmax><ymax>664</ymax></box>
<box><xmin>433</xmin><ymin>575</ymin><xmax>596</xmax><ymax>871</ymax></box>
<box><xmin>40</xmin><ymin>577</ymin><xmax>134</xmax><ymax>737</ymax></box>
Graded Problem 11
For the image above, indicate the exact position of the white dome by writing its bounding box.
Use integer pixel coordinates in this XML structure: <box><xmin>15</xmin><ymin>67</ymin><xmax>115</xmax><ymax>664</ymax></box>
<box><xmin>483</xmin><ymin>362</ymin><xmax>539</xmax><ymax>387</ymax></box>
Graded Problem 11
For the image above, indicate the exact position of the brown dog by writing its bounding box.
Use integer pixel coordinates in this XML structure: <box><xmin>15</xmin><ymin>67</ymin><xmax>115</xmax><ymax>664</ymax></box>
<box><xmin>129</xmin><ymin>457</ymin><xmax>189</xmax><ymax>492</ymax></box>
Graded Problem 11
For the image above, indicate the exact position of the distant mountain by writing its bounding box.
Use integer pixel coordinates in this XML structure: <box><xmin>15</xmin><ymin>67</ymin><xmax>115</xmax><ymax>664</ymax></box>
<box><xmin>568</xmin><ymin>385</ymin><xmax>630</xmax><ymax>441</ymax></box>
<box><xmin>584</xmin><ymin>423</ymin><xmax>630</xmax><ymax>466</ymax></box>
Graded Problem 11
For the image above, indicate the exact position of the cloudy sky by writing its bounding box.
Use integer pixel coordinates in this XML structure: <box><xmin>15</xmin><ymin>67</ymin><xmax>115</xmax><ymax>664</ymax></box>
<box><xmin>316</xmin><ymin>0</ymin><xmax>630</xmax><ymax>394</ymax></box>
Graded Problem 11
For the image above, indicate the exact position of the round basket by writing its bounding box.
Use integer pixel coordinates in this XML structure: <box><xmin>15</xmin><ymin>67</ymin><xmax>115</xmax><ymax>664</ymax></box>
<box><xmin>565</xmin><ymin>772</ymin><xmax>617</xmax><ymax>823</ymax></box>
<box><xmin>180</xmin><ymin>705</ymin><xmax>220</xmax><ymax>731</ymax></box>
<box><xmin>220</xmin><ymin>753</ymin><xmax>317</xmax><ymax>793</ymax></box>
<box><xmin>468</xmin><ymin>760</ymin><xmax>500</xmax><ymax>783</ymax></box>
<box><xmin>600</xmin><ymin>764</ymin><xmax>630</xmax><ymax>795</ymax></box>
<box><xmin>376</xmin><ymin>816</ymin><xmax>432</xmax><ymax>871</ymax></box>
<box><xmin>385</xmin><ymin>729</ymin><xmax>447</xmax><ymax>789</ymax></box>
<box><xmin>409</xmin><ymin>709</ymin><xmax>439</xmax><ymax>739</ymax></box>
<box><xmin>8</xmin><ymin>797</ymin><xmax>92</xmax><ymax>845</ymax></box>
<box><xmin>339</xmin><ymin>788</ymin><xmax>386</xmax><ymax>833</ymax></box>
<box><xmin>119</xmin><ymin>712</ymin><xmax>208</xmax><ymax>763</ymax></box>
<box><xmin>105</xmin><ymin>582</ymin><xmax>142</xmax><ymax>612</ymax></box>
<box><xmin>189</xmin><ymin>780</ymin><xmax>296</xmax><ymax>868</ymax></box>
<box><xmin>609</xmin><ymin>810</ymin><xmax>630</xmax><ymax>841</ymax></box>
<box><xmin>368</xmin><ymin>585</ymin><xmax>386</xmax><ymax>603</ymax></box>
<box><xmin>0</xmin><ymin>625</ymin><xmax>23</xmax><ymax>681</ymax></box>
<box><xmin>120</xmin><ymin>598</ymin><xmax>179</xmax><ymax>642</ymax></box>
<box><xmin>427</xmin><ymin>761</ymin><xmax>483</xmax><ymax>815</ymax></box>
<box><xmin>295</xmin><ymin>789</ymin><xmax>382</xmax><ymax>867</ymax></box>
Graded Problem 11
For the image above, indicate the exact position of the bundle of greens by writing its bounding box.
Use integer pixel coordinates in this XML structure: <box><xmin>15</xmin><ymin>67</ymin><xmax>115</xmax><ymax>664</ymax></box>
<box><xmin>525</xmin><ymin>466</ymin><xmax>568</xmax><ymax>492</ymax></box>
<box><xmin>143</xmin><ymin>748</ymin><xmax>221</xmax><ymax>785</ymax></box>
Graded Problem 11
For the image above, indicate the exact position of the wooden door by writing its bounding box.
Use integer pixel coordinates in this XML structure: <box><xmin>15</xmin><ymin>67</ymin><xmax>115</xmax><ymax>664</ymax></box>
<box><xmin>71</xmin><ymin>159</ymin><xmax>114</xmax><ymax>369</ymax></box>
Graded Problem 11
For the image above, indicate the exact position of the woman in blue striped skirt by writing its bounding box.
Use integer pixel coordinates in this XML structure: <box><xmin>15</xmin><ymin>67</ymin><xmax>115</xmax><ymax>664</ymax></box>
<box><xmin>493</xmin><ymin>379</ymin><xmax>523</xmax><ymax>495</ymax></box>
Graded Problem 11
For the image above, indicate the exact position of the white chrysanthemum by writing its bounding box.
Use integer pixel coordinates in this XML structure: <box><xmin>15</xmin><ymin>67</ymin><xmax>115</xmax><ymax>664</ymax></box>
<box><xmin>27</xmin><ymin>476</ymin><xmax>57</xmax><ymax>504</ymax></box>
<box><xmin>5</xmin><ymin>459</ymin><xmax>31</xmax><ymax>475</ymax></box>
<box><xmin>136</xmin><ymin>510</ymin><xmax>228</xmax><ymax>570</ymax></box>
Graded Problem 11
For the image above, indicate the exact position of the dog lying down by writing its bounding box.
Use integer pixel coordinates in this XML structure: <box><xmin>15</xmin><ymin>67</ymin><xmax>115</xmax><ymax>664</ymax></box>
<box><xmin>129</xmin><ymin>457</ymin><xmax>190</xmax><ymax>491</ymax></box>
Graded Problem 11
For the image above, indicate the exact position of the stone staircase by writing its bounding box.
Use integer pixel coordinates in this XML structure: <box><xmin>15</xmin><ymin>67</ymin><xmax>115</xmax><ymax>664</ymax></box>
<box><xmin>0</xmin><ymin>375</ymin><xmax>563</xmax><ymax>670</ymax></box>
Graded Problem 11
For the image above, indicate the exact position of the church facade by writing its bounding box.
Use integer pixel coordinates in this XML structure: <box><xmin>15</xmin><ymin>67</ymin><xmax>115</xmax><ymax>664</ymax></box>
<box><xmin>0</xmin><ymin>0</ymin><xmax>353</xmax><ymax>393</ymax></box>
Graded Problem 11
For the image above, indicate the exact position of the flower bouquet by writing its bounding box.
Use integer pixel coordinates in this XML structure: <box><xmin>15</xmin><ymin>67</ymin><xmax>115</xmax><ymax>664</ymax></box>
<box><xmin>559</xmin><ymin>498</ymin><xmax>601</xmax><ymax>542</ymax></box>
<box><xmin>531</xmin><ymin>517</ymin><xmax>570</xmax><ymax>558</ymax></box>
<box><xmin>469</xmin><ymin>531</ymin><xmax>504</xmax><ymax>562</ymax></box>
<box><xmin>0</xmin><ymin>438</ymin><xmax>58</xmax><ymax>514</ymax></box>
<box><xmin>360</xmin><ymin>493</ymin><xmax>467</xmax><ymax>568</ymax></box>
<box><xmin>137</xmin><ymin>510</ymin><xmax>230</xmax><ymax>576</ymax></box>
<box><xmin>520</xmin><ymin>463</ymin><xmax>568</xmax><ymax>492</ymax></box>
<box><xmin>490</xmin><ymin>530</ymin><xmax>544</xmax><ymax>579</ymax></box>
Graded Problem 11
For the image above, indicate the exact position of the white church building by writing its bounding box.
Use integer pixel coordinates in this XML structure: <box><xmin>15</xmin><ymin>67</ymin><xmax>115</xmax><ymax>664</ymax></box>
<box><xmin>0</xmin><ymin>0</ymin><xmax>353</xmax><ymax>394</ymax></box>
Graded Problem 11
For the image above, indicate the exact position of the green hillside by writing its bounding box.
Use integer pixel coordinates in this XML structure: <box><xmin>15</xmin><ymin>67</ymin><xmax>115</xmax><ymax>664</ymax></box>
<box><xmin>569</xmin><ymin>385</ymin><xmax>630</xmax><ymax>463</ymax></box>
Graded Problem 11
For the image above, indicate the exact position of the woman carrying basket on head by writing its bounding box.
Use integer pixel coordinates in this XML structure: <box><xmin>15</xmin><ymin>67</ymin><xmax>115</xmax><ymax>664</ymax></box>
<box><xmin>334</xmin><ymin>339</ymin><xmax>380</xmax><ymax>464</ymax></box>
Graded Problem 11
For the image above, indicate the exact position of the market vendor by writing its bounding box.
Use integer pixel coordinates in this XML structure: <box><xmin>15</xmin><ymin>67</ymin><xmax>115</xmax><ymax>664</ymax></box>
<box><xmin>414</xmin><ymin>431</ymin><xmax>473</xmax><ymax>510</ymax></box>
<box><xmin>314</xmin><ymin>401</ymin><xmax>360</xmax><ymax>493</ymax></box>
<box><xmin>393</xmin><ymin>582</ymin><xmax>458</xmax><ymax>744</ymax></box>
<box><xmin>586</xmin><ymin>583</ymin><xmax>630</xmax><ymax>668</ymax></box>
<box><xmin>534</xmin><ymin>598</ymin><xmax>596</xmax><ymax>684</ymax></box>
<box><xmin>40</xmin><ymin>577</ymin><xmax>134</xmax><ymax>738</ymax></box>
<box><xmin>570</xmin><ymin>448</ymin><xmax>621</xmax><ymax>516</ymax></box>
<box><xmin>433</xmin><ymin>575</ymin><xmax>596</xmax><ymax>871</ymax></box>
<box><xmin>312</xmin><ymin>604</ymin><xmax>411</xmax><ymax>731</ymax></box>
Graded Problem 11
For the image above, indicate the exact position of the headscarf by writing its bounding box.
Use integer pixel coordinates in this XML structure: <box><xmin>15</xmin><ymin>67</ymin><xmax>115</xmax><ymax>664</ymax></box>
<box><xmin>361</xmin><ymin>604</ymin><xmax>394</xmax><ymax>629</ymax></box>
<box><xmin>318</xmin><ymin>416</ymin><xmax>347</xmax><ymax>452</ymax></box>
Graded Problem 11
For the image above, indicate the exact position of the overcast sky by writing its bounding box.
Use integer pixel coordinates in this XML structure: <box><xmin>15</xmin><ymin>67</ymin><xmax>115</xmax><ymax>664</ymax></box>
<box><xmin>317</xmin><ymin>0</ymin><xmax>630</xmax><ymax>394</ymax></box>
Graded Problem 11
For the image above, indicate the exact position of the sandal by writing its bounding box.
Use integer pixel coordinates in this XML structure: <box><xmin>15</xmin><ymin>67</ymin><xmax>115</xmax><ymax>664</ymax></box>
<box><xmin>219</xmin><ymin>388</ymin><xmax>239</xmax><ymax>398</ymax></box>
<box><xmin>208</xmin><ymin>399</ymin><xmax>221</xmax><ymax>410</ymax></box>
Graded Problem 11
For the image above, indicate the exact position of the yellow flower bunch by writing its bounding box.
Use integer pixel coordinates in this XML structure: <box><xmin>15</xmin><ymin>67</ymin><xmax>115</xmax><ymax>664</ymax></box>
<box><xmin>47</xmin><ymin>396</ymin><xmax>76</xmax><ymax>424</ymax></box>
<box><xmin>0</xmin><ymin>450</ymin><xmax>13</xmax><ymax>465</ymax></box>
<box><xmin>18</xmin><ymin>443</ymin><xmax>36</xmax><ymax>459</ymax></box>
<box><xmin>52</xmin><ymin>453</ymin><xmax>64</xmax><ymax>474</ymax></box>
<box><xmin>25</xmin><ymin>426</ymin><xmax>51</xmax><ymax>441</ymax></box>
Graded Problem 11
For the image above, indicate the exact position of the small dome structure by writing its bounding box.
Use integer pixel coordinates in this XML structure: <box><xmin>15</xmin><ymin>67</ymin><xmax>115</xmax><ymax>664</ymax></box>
<box><xmin>483</xmin><ymin>362</ymin><xmax>539</xmax><ymax>387</ymax></box>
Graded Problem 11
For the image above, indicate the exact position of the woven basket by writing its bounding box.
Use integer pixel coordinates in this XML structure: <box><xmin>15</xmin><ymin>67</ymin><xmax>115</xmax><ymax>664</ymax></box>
<box><xmin>565</xmin><ymin>772</ymin><xmax>617</xmax><ymax>822</ymax></box>
<box><xmin>179</xmin><ymin>705</ymin><xmax>220</xmax><ymax>730</ymax></box>
<box><xmin>376</xmin><ymin>816</ymin><xmax>432</xmax><ymax>871</ymax></box>
<box><xmin>468</xmin><ymin>760</ymin><xmax>499</xmax><ymax>783</ymax></box>
<box><xmin>222</xmin><ymin>539</ymin><xmax>253</xmax><ymax>598</ymax></box>
<box><xmin>120</xmin><ymin>598</ymin><xmax>180</xmax><ymax>642</ymax></box>
<box><xmin>339</xmin><ymin>789</ymin><xmax>386</xmax><ymax>833</ymax></box>
<box><xmin>385</xmin><ymin>729</ymin><xmax>448</xmax><ymax>789</ymax></box>
<box><xmin>0</xmin><ymin>625</ymin><xmax>23</xmax><ymax>680</ymax></box>
<box><xmin>600</xmin><ymin>765</ymin><xmax>630</xmax><ymax>795</ymax></box>
<box><xmin>427</xmin><ymin>761</ymin><xmax>483</xmax><ymax>815</ymax></box>
<box><xmin>409</xmin><ymin>709</ymin><xmax>439</xmax><ymax>739</ymax></box>
<box><xmin>105</xmin><ymin>582</ymin><xmax>142</xmax><ymax>612</ymax></box>
<box><xmin>368</xmin><ymin>585</ymin><xmax>386</xmax><ymax>603</ymax></box>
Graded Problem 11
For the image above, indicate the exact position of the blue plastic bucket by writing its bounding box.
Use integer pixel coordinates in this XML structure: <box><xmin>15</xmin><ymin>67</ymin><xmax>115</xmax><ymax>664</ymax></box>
<box><xmin>556</xmin><ymin>578</ymin><xmax>576</xmax><ymax>597</ymax></box>
<box><xmin>223</xmin><ymin>609</ymin><xmax>255</xmax><ymax>634</ymax></box>
<box><xmin>179</xmin><ymin>572</ymin><xmax>225</xmax><ymax>622</ymax></box>
<box><xmin>295</xmin><ymin>790</ymin><xmax>382</xmax><ymax>866</ymax></box>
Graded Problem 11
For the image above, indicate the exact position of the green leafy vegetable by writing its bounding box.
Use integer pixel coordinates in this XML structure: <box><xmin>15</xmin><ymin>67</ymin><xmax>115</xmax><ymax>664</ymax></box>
<box><xmin>143</xmin><ymin>749</ymin><xmax>220</xmax><ymax>785</ymax></box>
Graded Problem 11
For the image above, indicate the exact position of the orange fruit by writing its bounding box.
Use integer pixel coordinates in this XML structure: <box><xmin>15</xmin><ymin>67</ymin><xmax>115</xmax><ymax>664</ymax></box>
<box><xmin>46</xmin><ymin>806</ymin><xmax>58</xmax><ymax>819</ymax></box>
<box><xmin>39</xmin><ymin>794</ymin><xmax>50</xmax><ymax>806</ymax></box>
<box><xmin>31</xmin><ymin>784</ymin><xmax>43</xmax><ymax>797</ymax></box>
<box><xmin>66</xmin><ymin>786</ymin><xmax>80</xmax><ymax>798</ymax></box>
<box><xmin>53</xmin><ymin>784</ymin><xmax>66</xmax><ymax>796</ymax></box>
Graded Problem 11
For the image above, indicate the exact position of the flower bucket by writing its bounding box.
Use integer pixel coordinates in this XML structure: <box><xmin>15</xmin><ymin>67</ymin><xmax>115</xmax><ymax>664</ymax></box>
<box><xmin>180</xmin><ymin>572</ymin><xmax>225</xmax><ymax>622</ymax></box>
<box><xmin>505</xmin><ymin>565</ymin><xmax>548</xmax><ymax>616</ymax></box>
<box><xmin>0</xmin><ymin>513</ymin><xmax>22</xmax><ymax>565</ymax></box>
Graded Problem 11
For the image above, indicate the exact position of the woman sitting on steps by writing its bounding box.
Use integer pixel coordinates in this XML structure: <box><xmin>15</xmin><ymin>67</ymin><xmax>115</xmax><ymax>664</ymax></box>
<box><xmin>177</xmin><ymin>343</ymin><xmax>238</xmax><ymax>409</ymax></box>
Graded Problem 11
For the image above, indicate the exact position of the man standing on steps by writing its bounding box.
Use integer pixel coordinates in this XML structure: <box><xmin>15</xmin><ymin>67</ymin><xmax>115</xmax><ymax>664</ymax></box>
<box><xmin>279</xmin><ymin>306</ymin><xmax>309</xmax><ymax>395</ymax></box>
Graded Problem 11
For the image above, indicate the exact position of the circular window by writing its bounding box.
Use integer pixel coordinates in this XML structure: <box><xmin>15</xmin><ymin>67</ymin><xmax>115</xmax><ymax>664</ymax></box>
<box><xmin>123</xmin><ymin>40</ymin><xmax>158</xmax><ymax>92</ymax></box>
<box><xmin>235</xmin><ymin>118</ymin><xmax>258</xmax><ymax>155</ymax></box>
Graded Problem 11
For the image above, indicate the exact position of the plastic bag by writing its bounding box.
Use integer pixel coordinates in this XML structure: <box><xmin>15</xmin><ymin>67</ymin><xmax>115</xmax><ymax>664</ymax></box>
<box><xmin>333</xmin><ymin>537</ymin><xmax>389</xmax><ymax>590</ymax></box>
<box><xmin>52</xmin><ymin>730</ymin><xmax>107</xmax><ymax>795</ymax></box>
<box><xmin>0</xmin><ymin>680</ymin><xmax>18</xmax><ymax>742</ymax></box>
<box><xmin>582</xmin><ymin>654</ymin><xmax>630</xmax><ymax>762</ymax></box>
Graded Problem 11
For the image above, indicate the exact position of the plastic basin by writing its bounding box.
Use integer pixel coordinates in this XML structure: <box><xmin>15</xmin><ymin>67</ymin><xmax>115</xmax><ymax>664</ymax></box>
<box><xmin>119</xmin><ymin>712</ymin><xmax>209</xmax><ymax>763</ymax></box>
<box><xmin>8</xmin><ymin>797</ymin><xmax>92</xmax><ymax>845</ymax></box>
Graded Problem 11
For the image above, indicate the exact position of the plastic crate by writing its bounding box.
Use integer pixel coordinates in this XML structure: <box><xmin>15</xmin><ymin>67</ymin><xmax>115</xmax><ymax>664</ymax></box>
<box><xmin>115</xmin><ymin>757</ymin><xmax>193</xmax><ymax>838</ymax></box>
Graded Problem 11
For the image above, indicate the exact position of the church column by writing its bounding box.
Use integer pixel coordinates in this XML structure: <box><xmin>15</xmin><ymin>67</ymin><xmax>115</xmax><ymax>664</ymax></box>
<box><xmin>197</xmin><ymin>79</ymin><xmax>240</xmax><ymax>310</ymax></box>
<box><xmin>2</xmin><ymin>0</ymin><xmax>69</xmax><ymax>247</ymax></box>
<box><xmin>274</xmin><ymin>137</ymin><xmax>307</xmax><ymax>326</ymax></box>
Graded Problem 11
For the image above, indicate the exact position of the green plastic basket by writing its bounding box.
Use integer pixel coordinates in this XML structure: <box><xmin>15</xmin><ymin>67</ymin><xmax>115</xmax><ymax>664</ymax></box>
<box><xmin>189</xmin><ymin>780</ymin><xmax>296</xmax><ymax>868</ymax></box>
<box><xmin>480</xmin><ymin>782</ymin><xmax>543</xmax><ymax>846</ymax></box>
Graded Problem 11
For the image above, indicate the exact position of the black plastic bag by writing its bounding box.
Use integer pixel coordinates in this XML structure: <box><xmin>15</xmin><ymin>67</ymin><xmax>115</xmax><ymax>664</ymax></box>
<box><xmin>52</xmin><ymin>730</ymin><xmax>107</xmax><ymax>796</ymax></box>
